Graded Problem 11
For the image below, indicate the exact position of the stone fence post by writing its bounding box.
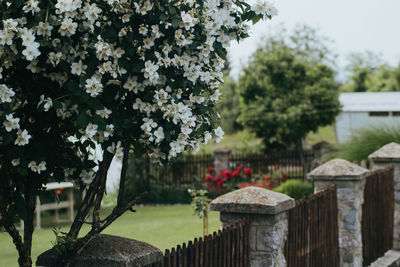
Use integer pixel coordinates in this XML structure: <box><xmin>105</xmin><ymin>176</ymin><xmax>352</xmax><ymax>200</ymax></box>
<box><xmin>214</xmin><ymin>147</ymin><xmax>231</xmax><ymax>176</ymax></box>
<box><xmin>36</xmin><ymin>234</ymin><xmax>162</xmax><ymax>267</ymax></box>
<box><xmin>210</xmin><ymin>186</ymin><xmax>295</xmax><ymax>267</ymax></box>
<box><xmin>369</xmin><ymin>142</ymin><xmax>400</xmax><ymax>250</ymax></box>
<box><xmin>308</xmin><ymin>159</ymin><xmax>369</xmax><ymax>267</ymax></box>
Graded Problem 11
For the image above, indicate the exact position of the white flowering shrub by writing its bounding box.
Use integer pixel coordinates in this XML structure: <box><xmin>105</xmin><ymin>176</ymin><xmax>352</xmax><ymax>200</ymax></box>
<box><xmin>0</xmin><ymin>0</ymin><xmax>276</xmax><ymax>265</ymax></box>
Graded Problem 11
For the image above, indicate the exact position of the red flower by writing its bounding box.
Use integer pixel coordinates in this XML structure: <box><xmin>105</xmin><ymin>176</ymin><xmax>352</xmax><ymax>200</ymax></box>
<box><xmin>215</xmin><ymin>177</ymin><xmax>225</xmax><ymax>185</ymax></box>
<box><xmin>264</xmin><ymin>175</ymin><xmax>270</xmax><ymax>181</ymax></box>
<box><xmin>236</xmin><ymin>166</ymin><xmax>242</xmax><ymax>172</ymax></box>
<box><xmin>232</xmin><ymin>170</ymin><xmax>240</xmax><ymax>177</ymax></box>
<box><xmin>281</xmin><ymin>174</ymin><xmax>287</xmax><ymax>182</ymax></box>
<box><xmin>204</xmin><ymin>175</ymin><xmax>214</xmax><ymax>183</ymax></box>
<box><xmin>267</xmin><ymin>181</ymin><xmax>274</xmax><ymax>189</ymax></box>
<box><xmin>220</xmin><ymin>170</ymin><xmax>232</xmax><ymax>179</ymax></box>
<box><xmin>206</xmin><ymin>167</ymin><xmax>215</xmax><ymax>174</ymax></box>
<box><xmin>243</xmin><ymin>168</ymin><xmax>252</xmax><ymax>175</ymax></box>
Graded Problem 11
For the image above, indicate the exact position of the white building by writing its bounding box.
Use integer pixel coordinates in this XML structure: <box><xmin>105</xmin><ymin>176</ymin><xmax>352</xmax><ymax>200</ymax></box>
<box><xmin>335</xmin><ymin>92</ymin><xmax>400</xmax><ymax>144</ymax></box>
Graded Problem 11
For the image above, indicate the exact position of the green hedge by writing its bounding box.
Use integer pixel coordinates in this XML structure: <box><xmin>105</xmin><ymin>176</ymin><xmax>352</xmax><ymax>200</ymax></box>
<box><xmin>274</xmin><ymin>179</ymin><xmax>313</xmax><ymax>200</ymax></box>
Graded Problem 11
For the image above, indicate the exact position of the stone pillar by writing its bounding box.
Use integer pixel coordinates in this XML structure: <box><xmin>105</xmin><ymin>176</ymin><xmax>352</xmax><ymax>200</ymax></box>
<box><xmin>308</xmin><ymin>159</ymin><xmax>369</xmax><ymax>267</ymax></box>
<box><xmin>369</xmin><ymin>142</ymin><xmax>400</xmax><ymax>250</ymax></box>
<box><xmin>36</xmin><ymin>234</ymin><xmax>162</xmax><ymax>267</ymax></box>
<box><xmin>210</xmin><ymin>186</ymin><xmax>295</xmax><ymax>267</ymax></box>
<box><xmin>214</xmin><ymin>147</ymin><xmax>231</xmax><ymax>175</ymax></box>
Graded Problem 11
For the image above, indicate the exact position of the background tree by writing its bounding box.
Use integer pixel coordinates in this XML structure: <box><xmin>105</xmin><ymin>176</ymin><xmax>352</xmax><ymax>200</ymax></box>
<box><xmin>216</xmin><ymin>65</ymin><xmax>242</xmax><ymax>134</ymax></box>
<box><xmin>238</xmin><ymin>26</ymin><xmax>341</xmax><ymax>157</ymax></box>
<box><xmin>340</xmin><ymin>51</ymin><xmax>400</xmax><ymax>92</ymax></box>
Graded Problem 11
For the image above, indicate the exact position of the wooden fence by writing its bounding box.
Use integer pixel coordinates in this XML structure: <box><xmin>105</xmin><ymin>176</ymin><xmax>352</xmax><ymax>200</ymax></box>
<box><xmin>130</xmin><ymin>150</ymin><xmax>315</xmax><ymax>189</ymax></box>
<box><xmin>150</xmin><ymin>218</ymin><xmax>250</xmax><ymax>267</ymax></box>
<box><xmin>362</xmin><ymin>165</ymin><xmax>394</xmax><ymax>266</ymax></box>
<box><xmin>284</xmin><ymin>185</ymin><xmax>340</xmax><ymax>267</ymax></box>
<box><xmin>229</xmin><ymin>150</ymin><xmax>314</xmax><ymax>180</ymax></box>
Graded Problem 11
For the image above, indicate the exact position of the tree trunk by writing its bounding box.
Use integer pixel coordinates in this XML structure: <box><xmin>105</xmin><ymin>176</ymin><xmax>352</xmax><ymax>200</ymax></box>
<box><xmin>296</xmin><ymin>138</ymin><xmax>307</xmax><ymax>179</ymax></box>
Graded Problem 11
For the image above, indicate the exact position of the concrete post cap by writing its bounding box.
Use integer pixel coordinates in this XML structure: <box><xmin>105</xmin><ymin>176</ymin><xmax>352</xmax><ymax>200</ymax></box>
<box><xmin>368</xmin><ymin>142</ymin><xmax>400</xmax><ymax>162</ymax></box>
<box><xmin>36</xmin><ymin>234</ymin><xmax>162</xmax><ymax>267</ymax></box>
<box><xmin>307</xmin><ymin>158</ymin><xmax>369</xmax><ymax>181</ymax></box>
<box><xmin>209</xmin><ymin>186</ymin><xmax>294</xmax><ymax>215</ymax></box>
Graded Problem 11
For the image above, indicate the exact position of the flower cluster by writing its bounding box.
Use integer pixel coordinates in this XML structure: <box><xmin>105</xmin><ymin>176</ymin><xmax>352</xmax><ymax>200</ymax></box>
<box><xmin>0</xmin><ymin>0</ymin><xmax>276</xmax><ymax>204</ymax></box>
<box><xmin>203</xmin><ymin>166</ymin><xmax>252</xmax><ymax>192</ymax></box>
<box><xmin>203</xmin><ymin>166</ymin><xmax>288</xmax><ymax>192</ymax></box>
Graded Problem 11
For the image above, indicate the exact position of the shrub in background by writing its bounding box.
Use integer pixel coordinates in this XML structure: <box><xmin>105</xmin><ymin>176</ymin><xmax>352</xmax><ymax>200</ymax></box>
<box><xmin>274</xmin><ymin>179</ymin><xmax>313</xmax><ymax>200</ymax></box>
<box><xmin>331</xmin><ymin>124</ymin><xmax>400</xmax><ymax>162</ymax></box>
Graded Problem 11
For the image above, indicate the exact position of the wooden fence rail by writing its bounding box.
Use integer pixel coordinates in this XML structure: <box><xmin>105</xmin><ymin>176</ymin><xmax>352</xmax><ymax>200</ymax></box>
<box><xmin>130</xmin><ymin>151</ymin><xmax>315</xmax><ymax>189</ymax></box>
<box><xmin>284</xmin><ymin>185</ymin><xmax>340</xmax><ymax>267</ymax></box>
<box><xmin>362</xmin><ymin>165</ymin><xmax>394</xmax><ymax>266</ymax></box>
<box><xmin>150</xmin><ymin>218</ymin><xmax>250</xmax><ymax>267</ymax></box>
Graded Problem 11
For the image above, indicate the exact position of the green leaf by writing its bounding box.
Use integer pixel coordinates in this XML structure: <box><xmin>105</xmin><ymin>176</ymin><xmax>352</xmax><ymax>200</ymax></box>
<box><xmin>252</xmin><ymin>15</ymin><xmax>261</xmax><ymax>25</ymax></box>
<box><xmin>77</xmin><ymin>112</ymin><xmax>89</xmax><ymax>128</ymax></box>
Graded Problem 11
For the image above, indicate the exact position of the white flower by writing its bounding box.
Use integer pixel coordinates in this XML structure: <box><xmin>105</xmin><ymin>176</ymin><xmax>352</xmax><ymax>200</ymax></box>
<box><xmin>0</xmin><ymin>30</ymin><xmax>14</xmax><ymax>46</ymax></box>
<box><xmin>252</xmin><ymin>0</ymin><xmax>278</xmax><ymax>17</ymax></box>
<box><xmin>22</xmin><ymin>42</ymin><xmax>41</xmax><ymax>61</ymax></box>
<box><xmin>36</xmin><ymin>22</ymin><xmax>53</xmax><ymax>37</ymax></box>
<box><xmin>48</xmin><ymin>52</ymin><xmax>63</xmax><ymax>66</ymax></box>
<box><xmin>123</xmin><ymin>76</ymin><xmax>138</xmax><ymax>91</ymax></box>
<box><xmin>20</xmin><ymin>29</ymin><xmax>36</xmax><ymax>46</ymax></box>
<box><xmin>214</xmin><ymin>126</ymin><xmax>224</xmax><ymax>143</ymax></box>
<box><xmin>3</xmin><ymin>19</ymin><xmax>18</xmax><ymax>32</ymax></box>
<box><xmin>3</xmin><ymin>114</ymin><xmax>20</xmax><ymax>132</ymax></box>
<box><xmin>28</xmin><ymin>161</ymin><xmax>45</xmax><ymax>173</ymax></box>
<box><xmin>107</xmin><ymin>141</ymin><xmax>123</xmax><ymax>160</ymax></box>
<box><xmin>0</xmin><ymin>84</ymin><xmax>15</xmax><ymax>103</ymax></box>
<box><xmin>15</xmin><ymin>129</ymin><xmax>32</xmax><ymax>146</ymax></box>
<box><xmin>181</xmin><ymin>11</ymin><xmax>196</xmax><ymax>30</ymax></box>
<box><xmin>265</xmin><ymin>3</ymin><xmax>278</xmax><ymax>17</ymax></box>
<box><xmin>22</xmin><ymin>0</ymin><xmax>40</xmax><ymax>14</ymax></box>
<box><xmin>154</xmin><ymin>127</ymin><xmax>164</xmax><ymax>143</ymax></box>
<box><xmin>11</xmin><ymin>158</ymin><xmax>20</xmax><ymax>166</ymax></box>
<box><xmin>38</xmin><ymin>95</ymin><xmax>53</xmax><ymax>112</ymax></box>
<box><xmin>80</xmin><ymin>169</ymin><xmax>95</xmax><ymax>185</ymax></box>
<box><xmin>142</xmin><ymin>60</ymin><xmax>159</xmax><ymax>81</ymax></box>
<box><xmin>96</xmin><ymin>107</ymin><xmax>112</xmax><ymax>119</ymax></box>
<box><xmin>203</xmin><ymin>132</ymin><xmax>212</xmax><ymax>144</ymax></box>
<box><xmin>55</xmin><ymin>0</ymin><xmax>82</xmax><ymax>13</ymax></box>
<box><xmin>37</xmin><ymin>161</ymin><xmax>47</xmax><ymax>174</ymax></box>
<box><xmin>59</xmin><ymin>17</ymin><xmax>78</xmax><ymax>37</ymax></box>
<box><xmin>85</xmin><ymin>76</ymin><xmax>103</xmax><ymax>97</ymax></box>
<box><xmin>28</xmin><ymin>161</ymin><xmax>37</xmax><ymax>172</ymax></box>
<box><xmin>84</xmin><ymin>123</ymin><xmax>98</xmax><ymax>138</ymax></box>
<box><xmin>71</xmin><ymin>60</ymin><xmax>87</xmax><ymax>75</ymax></box>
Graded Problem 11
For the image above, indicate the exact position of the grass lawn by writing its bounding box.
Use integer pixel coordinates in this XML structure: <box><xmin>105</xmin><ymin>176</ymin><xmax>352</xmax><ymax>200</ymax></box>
<box><xmin>306</xmin><ymin>125</ymin><xmax>336</xmax><ymax>145</ymax></box>
<box><xmin>0</xmin><ymin>205</ymin><xmax>220</xmax><ymax>267</ymax></box>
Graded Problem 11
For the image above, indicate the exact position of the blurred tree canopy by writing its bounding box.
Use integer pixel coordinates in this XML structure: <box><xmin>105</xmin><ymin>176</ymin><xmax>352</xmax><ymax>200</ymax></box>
<box><xmin>341</xmin><ymin>51</ymin><xmax>400</xmax><ymax>92</ymax></box>
<box><xmin>216</xmin><ymin>75</ymin><xmax>242</xmax><ymax>134</ymax></box>
<box><xmin>237</xmin><ymin>25</ymin><xmax>341</xmax><ymax>152</ymax></box>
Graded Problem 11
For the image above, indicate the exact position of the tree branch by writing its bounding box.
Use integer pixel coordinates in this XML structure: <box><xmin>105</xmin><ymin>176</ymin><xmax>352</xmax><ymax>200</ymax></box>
<box><xmin>67</xmin><ymin>150</ymin><xmax>114</xmax><ymax>240</ymax></box>
<box><xmin>23</xmin><ymin>186</ymin><xmax>36</xmax><ymax>257</ymax></box>
<box><xmin>3</xmin><ymin>218</ymin><xmax>30</xmax><ymax>266</ymax></box>
<box><xmin>92</xmin><ymin>150</ymin><xmax>114</xmax><ymax>228</ymax></box>
<box><xmin>117</xmin><ymin>151</ymin><xmax>129</xmax><ymax>206</ymax></box>
<box><xmin>54</xmin><ymin>192</ymin><xmax>147</xmax><ymax>267</ymax></box>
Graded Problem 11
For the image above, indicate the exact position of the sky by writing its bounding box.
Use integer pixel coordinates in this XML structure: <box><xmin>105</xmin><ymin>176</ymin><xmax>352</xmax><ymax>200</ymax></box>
<box><xmin>228</xmin><ymin>0</ymin><xmax>400</xmax><ymax>80</ymax></box>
